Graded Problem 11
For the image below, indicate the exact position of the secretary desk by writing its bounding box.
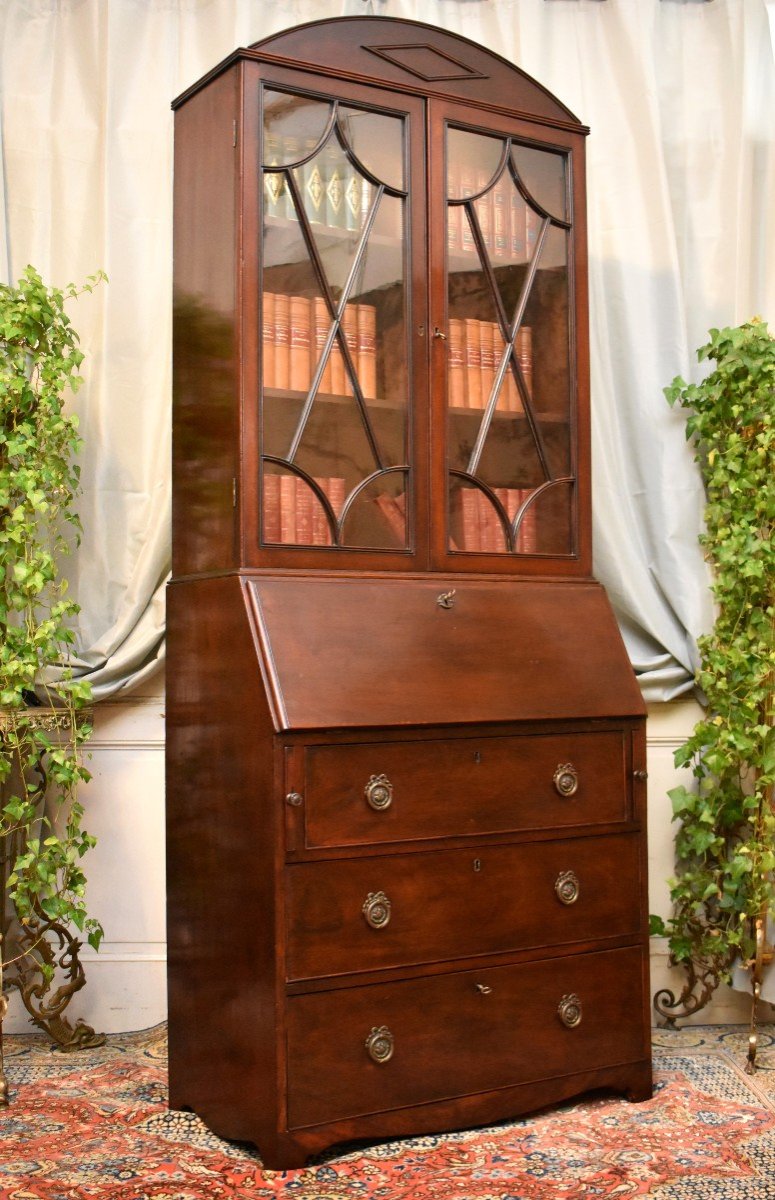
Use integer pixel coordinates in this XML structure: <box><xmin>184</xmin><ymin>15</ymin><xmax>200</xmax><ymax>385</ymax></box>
<box><xmin>166</xmin><ymin>15</ymin><xmax>652</xmax><ymax>1169</ymax></box>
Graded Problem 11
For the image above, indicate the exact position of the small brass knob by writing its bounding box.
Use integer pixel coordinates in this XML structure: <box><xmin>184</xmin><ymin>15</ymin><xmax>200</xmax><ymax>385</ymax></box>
<box><xmin>553</xmin><ymin>763</ymin><xmax>579</xmax><ymax>797</ymax></box>
<box><xmin>633</xmin><ymin>769</ymin><xmax>648</xmax><ymax>781</ymax></box>
<box><xmin>365</xmin><ymin>1026</ymin><xmax>394</xmax><ymax>1063</ymax></box>
<box><xmin>558</xmin><ymin>993</ymin><xmax>583</xmax><ymax>1029</ymax></box>
<box><xmin>285</xmin><ymin>791</ymin><xmax>303</xmax><ymax>807</ymax></box>
<box><xmin>555</xmin><ymin>870</ymin><xmax>580</xmax><ymax>906</ymax></box>
<box><xmin>365</xmin><ymin>774</ymin><xmax>393</xmax><ymax>811</ymax></box>
<box><xmin>362</xmin><ymin>891</ymin><xmax>392</xmax><ymax>930</ymax></box>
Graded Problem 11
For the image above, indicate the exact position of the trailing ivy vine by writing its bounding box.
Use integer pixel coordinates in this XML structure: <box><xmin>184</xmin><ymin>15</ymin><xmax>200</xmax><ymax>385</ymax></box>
<box><xmin>652</xmin><ymin>318</ymin><xmax>775</xmax><ymax>1020</ymax></box>
<box><xmin>0</xmin><ymin>266</ymin><xmax>105</xmax><ymax>975</ymax></box>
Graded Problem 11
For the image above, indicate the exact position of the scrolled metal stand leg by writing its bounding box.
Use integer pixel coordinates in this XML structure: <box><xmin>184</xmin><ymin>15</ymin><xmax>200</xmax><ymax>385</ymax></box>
<box><xmin>745</xmin><ymin>918</ymin><xmax>772</xmax><ymax>1076</ymax></box>
<box><xmin>0</xmin><ymin>947</ymin><xmax>8</xmax><ymax>1107</ymax></box>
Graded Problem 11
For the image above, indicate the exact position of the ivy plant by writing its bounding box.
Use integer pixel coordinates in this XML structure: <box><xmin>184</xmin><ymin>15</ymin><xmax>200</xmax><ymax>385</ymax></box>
<box><xmin>0</xmin><ymin>265</ymin><xmax>105</xmax><ymax>979</ymax></box>
<box><xmin>651</xmin><ymin>318</ymin><xmax>775</xmax><ymax>1021</ymax></box>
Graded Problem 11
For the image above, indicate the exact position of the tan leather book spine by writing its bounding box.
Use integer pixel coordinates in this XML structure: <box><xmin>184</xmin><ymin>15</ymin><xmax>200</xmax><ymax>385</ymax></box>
<box><xmin>357</xmin><ymin>304</ymin><xmax>377</xmax><ymax>400</ymax></box>
<box><xmin>294</xmin><ymin>477</ymin><xmax>314</xmax><ymax>545</ymax></box>
<box><xmin>448</xmin><ymin>318</ymin><xmax>465</xmax><ymax>409</ymax></box>
<box><xmin>342</xmin><ymin>304</ymin><xmax>358</xmax><ymax>396</ymax></box>
<box><xmin>274</xmin><ymin>292</ymin><xmax>290</xmax><ymax>390</ymax></box>
<box><xmin>330</xmin><ymin>327</ymin><xmax>346</xmax><ymax>395</ymax></box>
<box><xmin>289</xmin><ymin>295</ymin><xmax>311</xmax><ymax>393</ymax></box>
<box><xmin>279</xmin><ymin>474</ymin><xmax>297</xmax><ymax>543</ymax></box>
<box><xmin>462</xmin><ymin>488</ymin><xmax>480</xmax><ymax>551</ymax></box>
<box><xmin>313</xmin><ymin>297</ymin><xmax>332</xmax><ymax>394</ymax></box>
<box><xmin>480</xmin><ymin>320</ymin><xmax>496</xmax><ymax>411</ymax></box>
<box><xmin>516</xmin><ymin>325</ymin><xmax>533</xmax><ymax>405</ymax></box>
<box><xmin>464</xmin><ymin>318</ymin><xmax>482</xmax><ymax>409</ymax></box>
<box><xmin>262</xmin><ymin>292</ymin><xmax>276</xmax><ymax>390</ymax></box>
<box><xmin>312</xmin><ymin>479</ymin><xmax>333</xmax><ymax>546</ymax></box>
<box><xmin>262</xmin><ymin>473</ymin><xmax>281</xmax><ymax>542</ymax></box>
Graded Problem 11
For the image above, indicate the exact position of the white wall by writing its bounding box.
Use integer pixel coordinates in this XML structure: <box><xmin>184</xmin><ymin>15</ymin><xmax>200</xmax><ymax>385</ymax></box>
<box><xmin>4</xmin><ymin>693</ymin><xmax>769</xmax><ymax>1034</ymax></box>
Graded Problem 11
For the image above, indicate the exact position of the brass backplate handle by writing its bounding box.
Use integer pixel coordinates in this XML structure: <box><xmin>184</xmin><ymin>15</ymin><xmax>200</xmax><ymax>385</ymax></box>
<box><xmin>558</xmin><ymin>993</ymin><xmax>583</xmax><ymax>1029</ymax></box>
<box><xmin>362</xmin><ymin>891</ymin><xmax>392</xmax><ymax>930</ymax></box>
<box><xmin>555</xmin><ymin>869</ymin><xmax>580</xmax><ymax>906</ymax></box>
<box><xmin>553</xmin><ymin>763</ymin><xmax>579</xmax><ymax>797</ymax></box>
<box><xmin>365</xmin><ymin>774</ymin><xmax>393</xmax><ymax>811</ymax></box>
<box><xmin>365</xmin><ymin>1025</ymin><xmax>394</xmax><ymax>1063</ymax></box>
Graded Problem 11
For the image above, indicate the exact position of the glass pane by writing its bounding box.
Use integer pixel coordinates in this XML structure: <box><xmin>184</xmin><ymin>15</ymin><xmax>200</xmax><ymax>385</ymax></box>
<box><xmin>263</xmin><ymin>91</ymin><xmax>332</xmax><ymax>165</ymax></box>
<box><xmin>521</xmin><ymin>223</ymin><xmax>571</xmax><ymax>476</ymax></box>
<box><xmin>445</xmin><ymin>124</ymin><xmax>574</xmax><ymax>558</ymax></box>
<box><xmin>261</xmin><ymin>88</ymin><xmax>409</xmax><ymax>552</ymax></box>
<box><xmin>339</xmin><ymin>107</ymin><xmax>405</xmax><ymax>192</ymax></box>
<box><xmin>447</xmin><ymin>128</ymin><xmax>503</xmax><ymax>199</ymax></box>
<box><xmin>511</xmin><ymin>143</ymin><xmax>567</xmax><ymax>223</ymax></box>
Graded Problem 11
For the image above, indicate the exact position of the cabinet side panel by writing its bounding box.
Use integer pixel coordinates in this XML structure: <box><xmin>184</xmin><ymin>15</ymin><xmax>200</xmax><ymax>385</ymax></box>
<box><xmin>166</xmin><ymin>577</ymin><xmax>280</xmax><ymax>1146</ymax></box>
<box><xmin>172</xmin><ymin>68</ymin><xmax>240</xmax><ymax>577</ymax></box>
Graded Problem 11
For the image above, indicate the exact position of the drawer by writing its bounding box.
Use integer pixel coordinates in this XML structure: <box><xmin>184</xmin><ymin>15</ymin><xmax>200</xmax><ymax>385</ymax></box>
<box><xmin>299</xmin><ymin>730</ymin><xmax>628</xmax><ymax>849</ymax></box>
<box><xmin>285</xmin><ymin>833</ymin><xmax>641</xmax><ymax>981</ymax></box>
<box><xmin>286</xmin><ymin>945</ymin><xmax>646</xmax><ymax>1128</ymax></box>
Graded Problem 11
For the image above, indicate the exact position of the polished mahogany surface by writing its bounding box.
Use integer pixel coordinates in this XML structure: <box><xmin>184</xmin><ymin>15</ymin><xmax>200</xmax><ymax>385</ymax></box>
<box><xmin>167</xmin><ymin>15</ymin><xmax>651</xmax><ymax>1170</ymax></box>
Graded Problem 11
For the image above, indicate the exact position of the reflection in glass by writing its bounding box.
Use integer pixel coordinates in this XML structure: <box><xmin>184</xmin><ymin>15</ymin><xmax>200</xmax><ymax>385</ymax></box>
<box><xmin>446</xmin><ymin>124</ymin><xmax>573</xmax><ymax>557</ymax></box>
<box><xmin>511</xmin><ymin>144</ymin><xmax>567</xmax><ymax>222</ymax></box>
<box><xmin>260</xmin><ymin>88</ymin><xmax>410</xmax><ymax>551</ymax></box>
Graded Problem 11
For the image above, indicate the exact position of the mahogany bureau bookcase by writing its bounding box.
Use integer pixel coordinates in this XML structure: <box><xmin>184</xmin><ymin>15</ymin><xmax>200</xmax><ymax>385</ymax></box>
<box><xmin>166</xmin><ymin>16</ymin><xmax>652</xmax><ymax>1170</ymax></box>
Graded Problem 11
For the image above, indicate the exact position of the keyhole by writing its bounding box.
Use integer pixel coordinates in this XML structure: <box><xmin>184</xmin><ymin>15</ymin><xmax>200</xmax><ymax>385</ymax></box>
<box><xmin>473</xmin><ymin>858</ymin><xmax>482</xmax><ymax>872</ymax></box>
<box><xmin>474</xmin><ymin>750</ymin><xmax>481</xmax><ymax>764</ymax></box>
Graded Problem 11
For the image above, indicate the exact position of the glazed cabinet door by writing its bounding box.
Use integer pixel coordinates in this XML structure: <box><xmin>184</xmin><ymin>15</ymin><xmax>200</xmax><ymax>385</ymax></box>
<box><xmin>246</xmin><ymin>66</ymin><xmax>428</xmax><ymax>569</ymax></box>
<box><xmin>429</xmin><ymin>101</ymin><xmax>591</xmax><ymax>576</ymax></box>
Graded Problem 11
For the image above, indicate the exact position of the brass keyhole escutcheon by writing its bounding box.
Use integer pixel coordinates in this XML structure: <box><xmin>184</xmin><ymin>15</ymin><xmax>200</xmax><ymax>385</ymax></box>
<box><xmin>555</xmin><ymin>870</ymin><xmax>580</xmax><ymax>906</ymax></box>
<box><xmin>553</xmin><ymin>763</ymin><xmax>579</xmax><ymax>797</ymax></box>
<box><xmin>365</xmin><ymin>774</ymin><xmax>393</xmax><ymax>812</ymax></box>
<box><xmin>365</xmin><ymin>1026</ymin><xmax>394</xmax><ymax>1064</ymax></box>
<box><xmin>473</xmin><ymin>858</ymin><xmax>482</xmax><ymax>872</ymax></box>
<box><xmin>362</xmin><ymin>891</ymin><xmax>392</xmax><ymax>930</ymax></box>
<box><xmin>557</xmin><ymin>994</ymin><xmax>583</xmax><ymax>1029</ymax></box>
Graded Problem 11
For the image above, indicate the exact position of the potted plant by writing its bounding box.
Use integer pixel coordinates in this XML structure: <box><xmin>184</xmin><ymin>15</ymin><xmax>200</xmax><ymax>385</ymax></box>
<box><xmin>652</xmin><ymin>318</ymin><xmax>775</xmax><ymax>1067</ymax></box>
<box><xmin>0</xmin><ymin>266</ymin><xmax>105</xmax><ymax>1068</ymax></box>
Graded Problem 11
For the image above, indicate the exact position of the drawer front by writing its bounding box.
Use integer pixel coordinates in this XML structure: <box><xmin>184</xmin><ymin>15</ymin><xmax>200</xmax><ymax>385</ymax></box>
<box><xmin>285</xmin><ymin>833</ymin><xmax>640</xmax><ymax>981</ymax></box>
<box><xmin>301</xmin><ymin>730</ymin><xmax>628</xmax><ymax>849</ymax></box>
<box><xmin>286</xmin><ymin>946</ymin><xmax>646</xmax><ymax>1128</ymax></box>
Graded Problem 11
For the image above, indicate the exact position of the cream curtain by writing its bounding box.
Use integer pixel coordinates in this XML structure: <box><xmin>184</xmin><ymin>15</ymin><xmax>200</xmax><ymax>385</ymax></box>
<box><xmin>0</xmin><ymin>0</ymin><xmax>773</xmax><ymax>700</ymax></box>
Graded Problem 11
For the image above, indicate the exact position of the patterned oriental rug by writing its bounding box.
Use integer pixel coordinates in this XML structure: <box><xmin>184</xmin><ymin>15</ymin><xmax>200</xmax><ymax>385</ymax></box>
<box><xmin>1</xmin><ymin>1025</ymin><xmax>774</xmax><ymax>1199</ymax></box>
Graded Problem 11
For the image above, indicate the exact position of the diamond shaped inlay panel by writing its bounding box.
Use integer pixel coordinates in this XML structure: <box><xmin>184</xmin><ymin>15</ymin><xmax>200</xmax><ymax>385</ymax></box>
<box><xmin>365</xmin><ymin>43</ymin><xmax>487</xmax><ymax>83</ymax></box>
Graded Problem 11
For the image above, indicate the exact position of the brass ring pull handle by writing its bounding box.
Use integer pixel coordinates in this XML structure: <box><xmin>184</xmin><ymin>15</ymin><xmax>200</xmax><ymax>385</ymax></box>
<box><xmin>555</xmin><ymin>870</ymin><xmax>580</xmax><ymax>906</ymax></box>
<box><xmin>365</xmin><ymin>774</ymin><xmax>393</xmax><ymax>811</ymax></box>
<box><xmin>433</xmin><ymin>327</ymin><xmax>447</xmax><ymax>340</ymax></box>
<box><xmin>362</xmin><ymin>891</ymin><xmax>392</xmax><ymax>930</ymax></box>
<box><xmin>558</xmin><ymin>993</ymin><xmax>583</xmax><ymax>1029</ymax></box>
<box><xmin>475</xmin><ymin>983</ymin><xmax>493</xmax><ymax>995</ymax></box>
<box><xmin>553</xmin><ymin>763</ymin><xmax>579</xmax><ymax>797</ymax></box>
<box><xmin>365</xmin><ymin>1026</ymin><xmax>394</xmax><ymax>1064</ymax></box>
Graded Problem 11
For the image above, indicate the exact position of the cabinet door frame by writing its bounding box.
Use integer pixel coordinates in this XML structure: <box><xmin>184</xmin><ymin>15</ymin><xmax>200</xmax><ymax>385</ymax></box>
<box><xmin>427</xmin><ymin>98</ymin><xmax>591</xmax><ymax>578</ymax></box>
<box><xmin>240</xmin><ymin>62</ymin><xmax>430</xmax><ymax>572</ymax></box>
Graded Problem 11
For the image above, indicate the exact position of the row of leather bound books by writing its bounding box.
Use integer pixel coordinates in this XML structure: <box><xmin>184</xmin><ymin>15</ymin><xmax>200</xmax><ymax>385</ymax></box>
<box><xmin>448</xmin><ymin>164</ymin><xmax>542</xmax><ymax>261</ymax></box>
<box><xmin>263</xmin><ymin>475</ymin><xmax>407</xmax><ymax>547</ymax></box>
<box><xmin>459</xmin><ymin>488</ymin><xmax>538</xmax><ymax>554</ymax></box>
<box><xmin>262</xmin><ymin>294</ymin><xmax>377</xmax><ymax>399</ymax></box>
<box><xmin>263</xmin><ymin>475</ymin><xmax>345</xmax><ymax>545</ymax></box>
<box><xmin>448</xmin><ymin>320</ymin><xmax>532</xmax><ymax>412</ymax></box>
<box><xmin>263</xmin><ymin>134</ymin><xmax>371</xmax><ymax>232</ymax></box>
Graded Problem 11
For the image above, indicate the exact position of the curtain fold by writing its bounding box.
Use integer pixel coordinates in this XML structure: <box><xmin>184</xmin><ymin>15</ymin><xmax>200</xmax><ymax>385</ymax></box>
<box><xmin>0</xmin><ymin>0</ymin><xmax>772</xmax><ymax>701</ymax></box>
